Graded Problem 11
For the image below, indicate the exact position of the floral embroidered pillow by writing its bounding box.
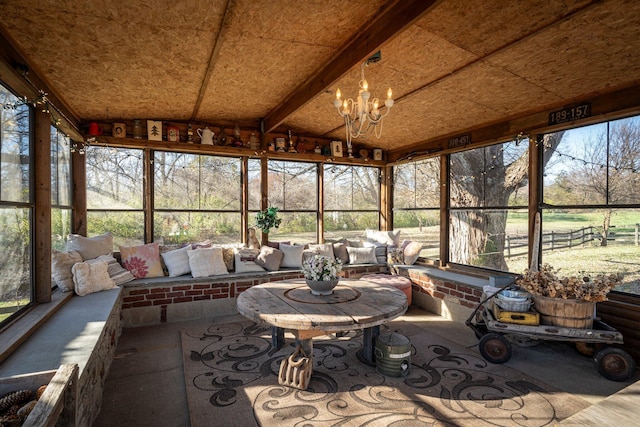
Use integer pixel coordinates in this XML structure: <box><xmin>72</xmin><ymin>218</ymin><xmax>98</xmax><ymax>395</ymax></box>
<box><xmin>119</xmin><ymin>242</ymin><xmax>164</xmax><ymax>279</ymax></box>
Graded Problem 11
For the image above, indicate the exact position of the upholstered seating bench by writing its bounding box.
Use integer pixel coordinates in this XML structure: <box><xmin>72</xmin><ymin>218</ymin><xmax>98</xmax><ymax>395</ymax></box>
<box><xmin>120</xmin><ymin>263</ymin><xmax>390</xmax><ymax>327</ymax></box>
<box><xmin>0</xmin><ymin>287</ymin><xmax>123</xmax><ymax>427</ymax></box>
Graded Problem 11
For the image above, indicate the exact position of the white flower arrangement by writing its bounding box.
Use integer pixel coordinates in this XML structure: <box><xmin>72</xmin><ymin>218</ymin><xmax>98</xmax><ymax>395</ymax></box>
<box><xmin>302</xmin><ymin>254</ymin><xmax>342</xmax><ymax>281</ymax></box>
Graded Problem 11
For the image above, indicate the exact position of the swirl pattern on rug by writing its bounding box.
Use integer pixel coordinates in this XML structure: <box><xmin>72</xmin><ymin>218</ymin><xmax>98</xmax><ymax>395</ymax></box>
<box><xmin>182</xmin><ymin>320</ymin><xmax>588</xmax><ymax>427</ymax></box>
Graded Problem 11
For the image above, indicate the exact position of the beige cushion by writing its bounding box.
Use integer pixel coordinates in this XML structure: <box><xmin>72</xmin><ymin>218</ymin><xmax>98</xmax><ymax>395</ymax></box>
<box><xmin>72</xmin><ymin>259</ymin><xmax>115</xmax><ymax>296</ymax></box>
<box><xmin>95</xmin><ymin>254</ymin><xmax>135</xmax><ymax>285</ymax></box>
<box><xmin>346</xmin><ymin>246</ymin><xmax>377</xmax><ymax>264</ymax></box>
<box><xmin>51</xmin><ymin>250</ymin><xmax>83</xmax><ymax>292</ymax></box>
<box><xmin>120</xmin><ymin>242</ymin><xmax>164</xmax><ymax>279</ymax></box>
<box><xmin>234</xmin><ymin>248</ymin><xmax>265</xmax><ymax>273</ymax></box>
<box><xmin>280</xmin><ymin>243</ymin><xmax>304</xmax><ymax>268</ymax></box>
<box><xmin>363</xmin><ymin>241</ymin><xmax>388</xmax><ymax>264</ymax></box>
<box><xmin>161</xmin><ymin>245</ymin><xmax>192</xmax><ymax>277</ymax></box>
<box><xmin>308</xmin><ymin>243</ymin><xmax>335</xmax><ymax>259</ymax></box>
<box><xmin>403</xmin><ymin>241</ymin><xmax>423</xmax><ymax>265</ymax></box>
<box><xmin>332</xmin><ymin>242</ymin><xmax>349</xmax><ymax>264</ymax></box>
<box><xmin>255</xmin><ymin>246</ymin><xmax>284</xmax><ymax>271</ymax></box>
<box><xmin>187</xmin><ymin>247</ymin><xmax>228</xmax><ymax>278</ymax></box>
<box><xmin>66</xmin><ymin>232</ymin><xmax>113</xmax><ymax>260</ymax></box>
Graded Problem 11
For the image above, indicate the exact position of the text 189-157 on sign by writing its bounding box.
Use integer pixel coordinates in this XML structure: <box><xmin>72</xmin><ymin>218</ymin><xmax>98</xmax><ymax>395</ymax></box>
<box><xmin>548</xmin><ymin>103</ymin><xmax>591</xmax><ymax>125</ymax></box>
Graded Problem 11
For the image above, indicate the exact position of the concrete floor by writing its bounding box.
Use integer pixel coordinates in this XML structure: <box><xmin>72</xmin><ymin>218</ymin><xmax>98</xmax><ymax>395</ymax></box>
<box><xmin>93</xmin><ymin>306</ymin><xmax>638</xmax><ymax>427</ymax></box>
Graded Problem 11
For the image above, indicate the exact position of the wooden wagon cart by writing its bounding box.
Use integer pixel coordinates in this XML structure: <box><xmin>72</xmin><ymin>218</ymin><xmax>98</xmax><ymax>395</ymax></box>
<box><xmin>466</xmin><ymin>288</ymin><xmax>636</xmax><ymax>382</ymax></box>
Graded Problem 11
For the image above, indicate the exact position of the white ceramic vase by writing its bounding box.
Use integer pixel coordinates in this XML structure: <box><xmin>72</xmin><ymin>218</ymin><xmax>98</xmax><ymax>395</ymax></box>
<box><xmin>305</xmin><ymin>278</ymin><xmax>339</xmax><ymax>296</ymax></box>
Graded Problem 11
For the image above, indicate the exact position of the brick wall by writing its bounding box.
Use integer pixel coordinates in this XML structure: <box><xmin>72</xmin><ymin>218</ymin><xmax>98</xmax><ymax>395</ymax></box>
<box><xmin>396</xmin><ymin>266</ymin><xmax>487</xmax><ymax>322</ymax></box>
<box><xmin>121</xmin><ymin>264</ymin><xmax>388</xmax><ymax>326</ymax></box>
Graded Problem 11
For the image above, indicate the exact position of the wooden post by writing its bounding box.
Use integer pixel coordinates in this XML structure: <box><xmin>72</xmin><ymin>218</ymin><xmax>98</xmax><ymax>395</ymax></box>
<box><xmin>439</xmin><ymin>155</ymin><xmax>449</xmax><ymax>267</ymax></box>
<box><xmin>260</xmin><ymin>156</ymin><xmax>268</xmax><ymax>245</ymax></box>
<box><xmin>317</xmin><ymin>162</ymin><xmax>324</xmax><ymax>243</ymax></box>
<box><xmin>241</xmin><ymin>157</ymin><xmax>248</xmax><ymax>244</ymax></box>
<box><xmin>528</xmin><ymin>134</ymin><xmax>542</xmax><ymax>270</ymax></box>
<box><xmin>71</xmin><ymin>146</ymin><xmax>87</xmax><ymax>236</ymax></box>
<box><xmin>143</xmin><ymin>148</ymin><xmax>153</xmax><ymax>243</ymax></box>
<box><xmin>380</xmin><ymin>165</ymin><xmax>393</xmax><ymax>231</ymax></box>
<box><xmin>34</xmin><ymin>109</ymin><xmax>52</xmax><ymax>303</ymax></box>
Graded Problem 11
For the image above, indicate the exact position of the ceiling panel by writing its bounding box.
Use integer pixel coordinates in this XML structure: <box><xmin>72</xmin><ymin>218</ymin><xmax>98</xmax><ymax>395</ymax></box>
<box><xmin>1</xmin><ymin>0</ymin><xmax>639</xmax><ymax>153</ymax></box>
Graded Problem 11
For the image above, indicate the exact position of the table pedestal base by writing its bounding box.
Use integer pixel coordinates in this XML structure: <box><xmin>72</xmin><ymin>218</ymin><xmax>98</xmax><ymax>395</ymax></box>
<box><xmin>271</xmin><ymin>325</ymin><xmax>381</xmax><ymax>366</ymax></box>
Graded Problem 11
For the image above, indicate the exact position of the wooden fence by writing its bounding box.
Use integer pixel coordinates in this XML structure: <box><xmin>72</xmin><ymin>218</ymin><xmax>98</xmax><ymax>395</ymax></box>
<box><xmin>502</xmin><ymin>225</ymin><xmax>640</xmax><ymax>258</ymax></box>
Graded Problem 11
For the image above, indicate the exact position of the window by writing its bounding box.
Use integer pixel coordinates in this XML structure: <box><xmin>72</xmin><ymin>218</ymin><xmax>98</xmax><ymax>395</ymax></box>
<box><xmin>86</xmin><ymin>147</ymin><xmax>144</xmax><ymax>247</ymax></box>
<box><xmin>324</xmin><ymin>164</ymin><xmax>379</xmax><ymax>241</ymax></box>
<box><xmin>393</xmin><ymin>158</ymin><xmax>440</xmax><ymax>260</ymax></box>
<box><xmin>267</xmin><ymin>160</ymin><xmax>317</xmax><ymax>243</ymax></box>
<box><xmin>542</xmin><ymin>117</ymin><xmax>640</xmax><ymax>295</ymax></box>
<box><xmin>154</xmin><ymin>152</ymin><xmax>241</xmax><ymax>244</ymax></box>
<box><xmin>449</xmin><ymin>139</ymin><xmax>529</xmax><ymax>271</ymax></box>
<box><xmin>51</xmin><ymin>126</ymin><xmax>72</xmax><ymax>255</ymax></box>
<box><xmin>0</xmin><ymin>82</ymin><xmax>32</xmax><ymax>323</ymax></box>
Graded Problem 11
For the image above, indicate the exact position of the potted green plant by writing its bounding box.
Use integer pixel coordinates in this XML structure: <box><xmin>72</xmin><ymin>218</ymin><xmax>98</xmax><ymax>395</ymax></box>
<box><xmin>255</xmin><ymin>206</ymin><xmax>281</xmax><ymax>235</ymax></box>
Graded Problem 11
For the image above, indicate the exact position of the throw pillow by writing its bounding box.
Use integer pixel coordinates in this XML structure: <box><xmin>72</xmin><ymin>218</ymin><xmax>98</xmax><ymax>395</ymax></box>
<box><xmin>366</xmin><ymin>229</ymin><xmax>401</xmax><ymax>247</ymax></box>
<box><xmin>187</xmin><ymin>247</ymin><xmax>228</xmax><ymax>278</ymax></box>
<box><xmin>346</xmin><ymin>246</ymin><xmax>377</xmax><ymax>264</ymax></box>
<box><xmin>161</xmin><ymin>245</ymin><xmax>192</xmax><ymax>277</ymax></box>
<box><xmin>234</xmin><ymin>248</ymin><xmax>265</xmax><ymax>273</ymax></box>
<box><xmin>363</xmin><ymin>241</ymin><xmax>388</xmax><ymax>264</ymax></box>
<box><xmin>332</xmin><ymin>242</ymin><xmax>350</xmax><ymax>264</ymax></box>
<box><xmin>308</xmin><ymin>243</ymin><xmax>335</xmax><ymax>259</ymax></box>
<box><xmin>387</xmin><ymin>247</ymin><xmax>405</xmax><ymax>265</ymax></box>
<box><xmin>280</xmin><ymin>243</ymin><xmax>304</xmax><ymax>268</ymax></box>
<box><xmin>72</xmin><ymin>259</ymin><xmax>115</xmax><ymax>296</ymax></box>
<box><xmin>403</xmin><ymin>241</ymin><xmax>423</xmax><ymax>265</ymax></box>
<box><xmin>95</xmin><ymin>254</ymin><xmax>135</xmax><ymax>285</ymax></box>
<box><xmin>255</xmin><ymin>246</ymin><xmax>284</xmax><ymax>271</ymax></box>
<box><xmin>51</xmin><ymin>250</ymin><xmax>83</xmax><ymax>292</ymax></box>
<box><xmin>119</xmin><ymin>242</ymin><xmax>164</xmax><ymax>279</ymax></box>
<box><xmin>345</xmin><ymin>238</ymin><xmax>363</xmax><ymax>248</ymax></box>
<box><xmin>66</xmin><ymin>232</ymin><xmax>113</xmax><ymax>260</ymax></box>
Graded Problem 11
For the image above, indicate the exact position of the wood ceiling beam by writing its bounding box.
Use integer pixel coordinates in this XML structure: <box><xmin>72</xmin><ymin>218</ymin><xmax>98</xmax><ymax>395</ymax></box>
<box><xmin>262</xmin><ymin>0</ymin><xmax>440</xmax><ymax>134</ymax></box>
<box><xmin>191</xmin><ymin>0</ymin><xmax>237</xmax><ymax>121</ymax></box>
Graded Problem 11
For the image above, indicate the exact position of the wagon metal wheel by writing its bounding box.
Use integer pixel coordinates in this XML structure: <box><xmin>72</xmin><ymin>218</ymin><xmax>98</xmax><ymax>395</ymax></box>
<box><xmin>593</xmin><ymin>347</ymin><xmax>636</xmax><ymax>382</ymax></box>
<box><xmin>479</xmin><ymin>333</ymin><xmax>512</xmax><ymax>364</ymax></box>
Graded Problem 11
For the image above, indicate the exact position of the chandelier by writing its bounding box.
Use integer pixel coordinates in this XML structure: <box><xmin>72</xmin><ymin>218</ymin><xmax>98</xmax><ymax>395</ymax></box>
<box><xmin>333</xmin><ymin>52</ymin><xmax>394</xmax><ymax>154</ymax></box>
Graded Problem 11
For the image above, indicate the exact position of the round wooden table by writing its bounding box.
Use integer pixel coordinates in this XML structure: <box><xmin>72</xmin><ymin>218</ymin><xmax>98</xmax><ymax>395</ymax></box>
<box><xmin>236</xmin><ymin>278</ymin><xmax>408</xmax><ymax>364</ymax></box>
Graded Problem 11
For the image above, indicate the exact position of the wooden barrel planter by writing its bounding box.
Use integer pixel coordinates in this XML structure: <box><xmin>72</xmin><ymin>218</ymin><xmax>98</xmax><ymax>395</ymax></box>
<box><xmin>532</xmin><ymin>295</ymin><xmax>595</xmax><ymax>329</ymax></box>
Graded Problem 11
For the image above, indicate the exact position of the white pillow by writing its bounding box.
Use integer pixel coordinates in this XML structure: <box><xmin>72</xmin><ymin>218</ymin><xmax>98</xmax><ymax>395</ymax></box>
<box><xmin>52</xmin><ymin>250</ymin><xmax>83</xmax><ymax>292</ymax></box>
<box><xmin>66</xmin><ymin>232</ymin><xmax>113</xmax><ymax>260</ymax></box>
<box><xmin>403</xmin><ymin>241</ymin><xmax>423</xmax><ymax>265</ymax></box>
<box><xmin>365</xmin><ymin>229</ymin><xmax>401</xmax><ymax>247</ymax></box>
<box><xmin>234</xmin><ymin>248</ymin><xmax>265</xmax><ymax>273</ymax></box>
<box><xmin>72</xmin><ymin>259</ymin><xmax>115</xmax><ymax>296</ymax></box>
<box><xmin>161</xmin><ymin>245</ymin><xmax>192</xmax><ymax>277</ymax></box>
<box><xmin>187</xmin><ymin>247</ymin><xmax>229</xmax><ymax>278</ymax></box>
<box><xmin>346</xmin><ymin>246</ymin><xmax>377</xmax><ymax>264</ymax></box>
<box><xmin>280</xmin><ymin>243</ymin><xmax>305</xmax><ymax>268</ymax></box>
<box><xmin>363</xmin><ymin>241</ymin><xmax>387</xmax><ymax>264</ymax></box>
<box><xmin>308</xmin><ymin>243</ymin><xmax>335</xmax><ymax>260</ymax></box>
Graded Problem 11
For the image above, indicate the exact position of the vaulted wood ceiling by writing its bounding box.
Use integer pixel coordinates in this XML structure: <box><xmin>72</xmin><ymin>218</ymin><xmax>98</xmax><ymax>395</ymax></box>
<box><xmin>1</xmin><ymin>0</ymin><xmax>640</xmax><ymax>157</ymax></box>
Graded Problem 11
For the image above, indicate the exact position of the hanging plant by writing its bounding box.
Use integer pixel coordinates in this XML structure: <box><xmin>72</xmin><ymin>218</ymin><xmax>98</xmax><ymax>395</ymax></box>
<box><xmin>255</xmin><ymin>207</ymin><xmax>281</xmax><ymax>234</ymax></box>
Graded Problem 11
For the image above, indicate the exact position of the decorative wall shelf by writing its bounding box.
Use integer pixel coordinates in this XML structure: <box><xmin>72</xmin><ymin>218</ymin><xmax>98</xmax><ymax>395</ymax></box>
<box><xmin>89</xmin><ymin>136</ymin><xmax>387</xmax><ymax>167</ymax></box>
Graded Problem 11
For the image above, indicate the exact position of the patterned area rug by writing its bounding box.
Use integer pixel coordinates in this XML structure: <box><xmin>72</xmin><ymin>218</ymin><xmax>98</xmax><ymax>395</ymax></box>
<box><xmin>181</xmin><ymin>320</ymin><xmax>589</xmax><ymax>427</ymax></box>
